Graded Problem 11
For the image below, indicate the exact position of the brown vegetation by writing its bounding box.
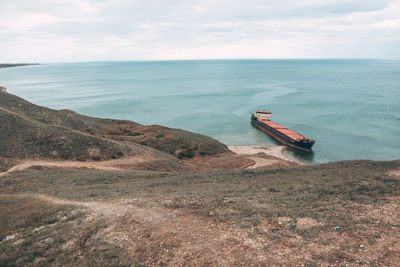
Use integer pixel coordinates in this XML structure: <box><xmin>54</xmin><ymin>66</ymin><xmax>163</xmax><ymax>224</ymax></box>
<box><xmin>0</xmin><ymin>91</ymin><xmax>239</xmax><ymax>173</ymax></box>
<box><xmin>1</xmin><ymin>160</ymin><xmax>399</xmax><ymax>266</ymax></box>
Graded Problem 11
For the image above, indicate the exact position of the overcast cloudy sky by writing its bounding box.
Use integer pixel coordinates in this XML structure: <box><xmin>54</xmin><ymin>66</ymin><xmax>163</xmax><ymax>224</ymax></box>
<box><xmin>1</xmin><ymin>0</ymin><xmax>399</xmax><ymax>62</ymax></box>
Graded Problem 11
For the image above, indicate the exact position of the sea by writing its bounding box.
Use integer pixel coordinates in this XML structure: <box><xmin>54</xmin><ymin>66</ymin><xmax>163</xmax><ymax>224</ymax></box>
<box><xmin>1</xmin><ymin>59</ymin><xmax>399</xmax><ymax>164</ymax></box>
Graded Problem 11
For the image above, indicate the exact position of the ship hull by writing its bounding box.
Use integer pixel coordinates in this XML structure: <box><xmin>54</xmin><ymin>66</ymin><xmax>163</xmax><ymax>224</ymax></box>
<box><xmin>251</xmin><ymin>116</ymin><xmax>314</xmax><ymax>152</ymax></box>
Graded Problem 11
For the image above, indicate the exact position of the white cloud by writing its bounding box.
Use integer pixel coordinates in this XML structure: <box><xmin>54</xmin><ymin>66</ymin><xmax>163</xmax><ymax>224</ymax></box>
<box><xmin>0</xmin><ymin>0</ymin><xmax>399</xmax><ymax>62</ymax></box>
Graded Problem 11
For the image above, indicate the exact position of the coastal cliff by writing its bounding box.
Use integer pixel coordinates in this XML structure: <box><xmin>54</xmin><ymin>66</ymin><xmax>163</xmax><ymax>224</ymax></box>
<box><xmin>0</xmin><ymin>91</ymin><xmax>399</xmax><ymax>266</ymax></box>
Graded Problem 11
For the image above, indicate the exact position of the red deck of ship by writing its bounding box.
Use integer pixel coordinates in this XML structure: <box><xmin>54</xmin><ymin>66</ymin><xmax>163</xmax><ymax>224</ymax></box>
<box><xmin>261</xmin><ymin>120</ymin><xmax>306</xmax><ymax>141</ymax></box>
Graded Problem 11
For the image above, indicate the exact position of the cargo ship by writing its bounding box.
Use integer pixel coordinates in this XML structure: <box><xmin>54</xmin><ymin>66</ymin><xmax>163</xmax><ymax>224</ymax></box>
<box><xmin>251</xmin><ymin>110</ymin><xmax>315</xmax><ymax>152</ymax></box>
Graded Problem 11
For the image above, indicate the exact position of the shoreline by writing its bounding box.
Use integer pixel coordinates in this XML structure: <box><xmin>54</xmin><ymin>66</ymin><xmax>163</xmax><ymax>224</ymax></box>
<box><xmin>228</xmin><ymin>145</ymin><xmax>301</xmax><ymax>168</ymax></box>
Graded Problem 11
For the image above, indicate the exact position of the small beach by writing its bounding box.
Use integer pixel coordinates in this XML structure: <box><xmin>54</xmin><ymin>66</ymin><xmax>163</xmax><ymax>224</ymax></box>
<box><xmin>228</xmin><ymin>145</ymin><xmax>300</xmax><ymax>168</ymax></box>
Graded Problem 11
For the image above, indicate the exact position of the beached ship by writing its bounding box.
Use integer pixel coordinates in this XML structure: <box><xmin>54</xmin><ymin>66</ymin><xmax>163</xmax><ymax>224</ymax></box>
<box><xmin>251</xmin><ymin>110</ymin><xmax>315</xmax><ymax>152</ymax></box>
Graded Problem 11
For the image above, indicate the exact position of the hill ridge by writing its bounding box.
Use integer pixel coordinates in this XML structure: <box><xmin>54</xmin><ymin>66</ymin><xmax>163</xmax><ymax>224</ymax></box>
<box><xmin>1</xmin><ymin>90</ymin><xmax>259</xmax><ymax>172</ymax></box>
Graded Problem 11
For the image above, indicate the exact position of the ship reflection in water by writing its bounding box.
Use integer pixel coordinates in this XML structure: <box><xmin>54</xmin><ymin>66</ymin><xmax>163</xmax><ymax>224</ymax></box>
<box><xmin>285</xmin><ymin>148</ymin><xmax>316</xmax><ymax>164</ymax></box>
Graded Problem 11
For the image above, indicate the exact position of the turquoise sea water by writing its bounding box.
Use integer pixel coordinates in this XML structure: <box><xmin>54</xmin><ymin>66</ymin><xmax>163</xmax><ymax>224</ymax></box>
<box><xmin>1</xmin><ymin>60</ymin><xmax>399</xmax><ymax>163</ymax></box>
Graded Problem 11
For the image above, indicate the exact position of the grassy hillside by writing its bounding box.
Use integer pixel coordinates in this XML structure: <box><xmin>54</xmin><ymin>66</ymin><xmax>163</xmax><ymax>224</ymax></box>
<box><xmin>0</xmin><ymin>91</ymin><xmax>231</xmax><ymax>172</ymax></box>
<box><xmin>1</xmin><ymin>160</ymin><xmax>399</xmax><ymax>266</ymax></box>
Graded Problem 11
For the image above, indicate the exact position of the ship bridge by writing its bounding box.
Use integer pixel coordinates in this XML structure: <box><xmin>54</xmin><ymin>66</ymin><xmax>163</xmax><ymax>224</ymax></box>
<box><xmin>254</xmin><ymin>110</ymin><xmax>271</xmax><ymax>122</ymax></box>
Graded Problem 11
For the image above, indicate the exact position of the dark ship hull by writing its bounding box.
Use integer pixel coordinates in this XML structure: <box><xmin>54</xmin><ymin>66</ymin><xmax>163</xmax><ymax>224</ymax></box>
<box><xmin>251</xmin><ymin>115</ymin><xmax>315</xmax><ymax>152</ymax></box>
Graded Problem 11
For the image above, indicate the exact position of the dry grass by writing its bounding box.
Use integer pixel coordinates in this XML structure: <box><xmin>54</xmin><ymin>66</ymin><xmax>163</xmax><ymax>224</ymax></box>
<box><xmin>1</xmin><ymin>159</ymin><xmax>399</xmax><ymax>265</ymax></box>
<box><xmin>1</xmin><ymin>90</ymin><xmax>232</xmax><ymax>174</ymax></box>
<box><xmin>0</xmin><ymin>194</ymin><xmax>145</xmax><ymax>266</ymax></box>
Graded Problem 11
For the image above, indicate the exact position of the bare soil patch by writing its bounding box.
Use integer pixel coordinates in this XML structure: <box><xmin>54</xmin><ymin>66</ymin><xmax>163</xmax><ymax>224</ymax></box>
<box><xmin>296</xmin><ymin>217</ymin><xmax>324</xmax><ymax>229</ymax></box>
<box><xmin>388</xmin><ymin>169</ymin><xmax>400</xmax><ymax>178</ymax></box>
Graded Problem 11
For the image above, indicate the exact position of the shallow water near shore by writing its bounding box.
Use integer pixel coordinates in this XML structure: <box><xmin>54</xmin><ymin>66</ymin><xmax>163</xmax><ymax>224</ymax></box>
<box><xmin>1</xmin><ymin>59</ymin><xmax>399</xmax><ymax>163</ymax></box>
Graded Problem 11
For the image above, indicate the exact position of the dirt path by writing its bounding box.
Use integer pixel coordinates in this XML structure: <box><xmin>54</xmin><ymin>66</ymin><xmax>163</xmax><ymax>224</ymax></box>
<box><xmin>0</xmin><ymin>145</ymin><xmax>299</xmax><ymax>176</ymax></box>
<box><xmin>0</xmin><ymin>156</ymin><xmax>151</xmax><ymax>177</ymax></box>
<box><xmin>2</xmin><ymin>193</ymin><xmax>276</xmax><ymax>265</ymax></box>
<box><xmin>0</xmin><ymin>106</ymin><xmax>32</xmax><ymax>122</ymax></box>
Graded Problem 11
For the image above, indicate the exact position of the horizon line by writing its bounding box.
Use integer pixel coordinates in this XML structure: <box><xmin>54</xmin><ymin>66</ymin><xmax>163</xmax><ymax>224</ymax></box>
<box><xmin>3</xmin><ymin>58</ymin><xmax>399</xmax><ymax>65</ymax></box>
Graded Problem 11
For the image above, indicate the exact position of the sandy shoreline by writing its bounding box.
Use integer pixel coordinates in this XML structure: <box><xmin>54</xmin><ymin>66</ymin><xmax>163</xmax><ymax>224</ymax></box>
<box><xmin>228</xmin><ymin>145</ymin><xmax>300</xmax><ymax>169</ymax></box>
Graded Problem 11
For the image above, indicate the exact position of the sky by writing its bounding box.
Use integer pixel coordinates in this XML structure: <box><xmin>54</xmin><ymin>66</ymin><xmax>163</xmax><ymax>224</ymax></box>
<box><xmin>0</xmin><ymin>0</ymin><xmax>399</xmax><ymax>62</ymax></box>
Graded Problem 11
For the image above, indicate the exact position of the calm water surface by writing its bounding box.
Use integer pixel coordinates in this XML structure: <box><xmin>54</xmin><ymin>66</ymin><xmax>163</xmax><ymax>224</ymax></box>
<box><xmin>1</xmin><ymin>60</ymin><xmax>399</xmax><ymax>163</ymax></box>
